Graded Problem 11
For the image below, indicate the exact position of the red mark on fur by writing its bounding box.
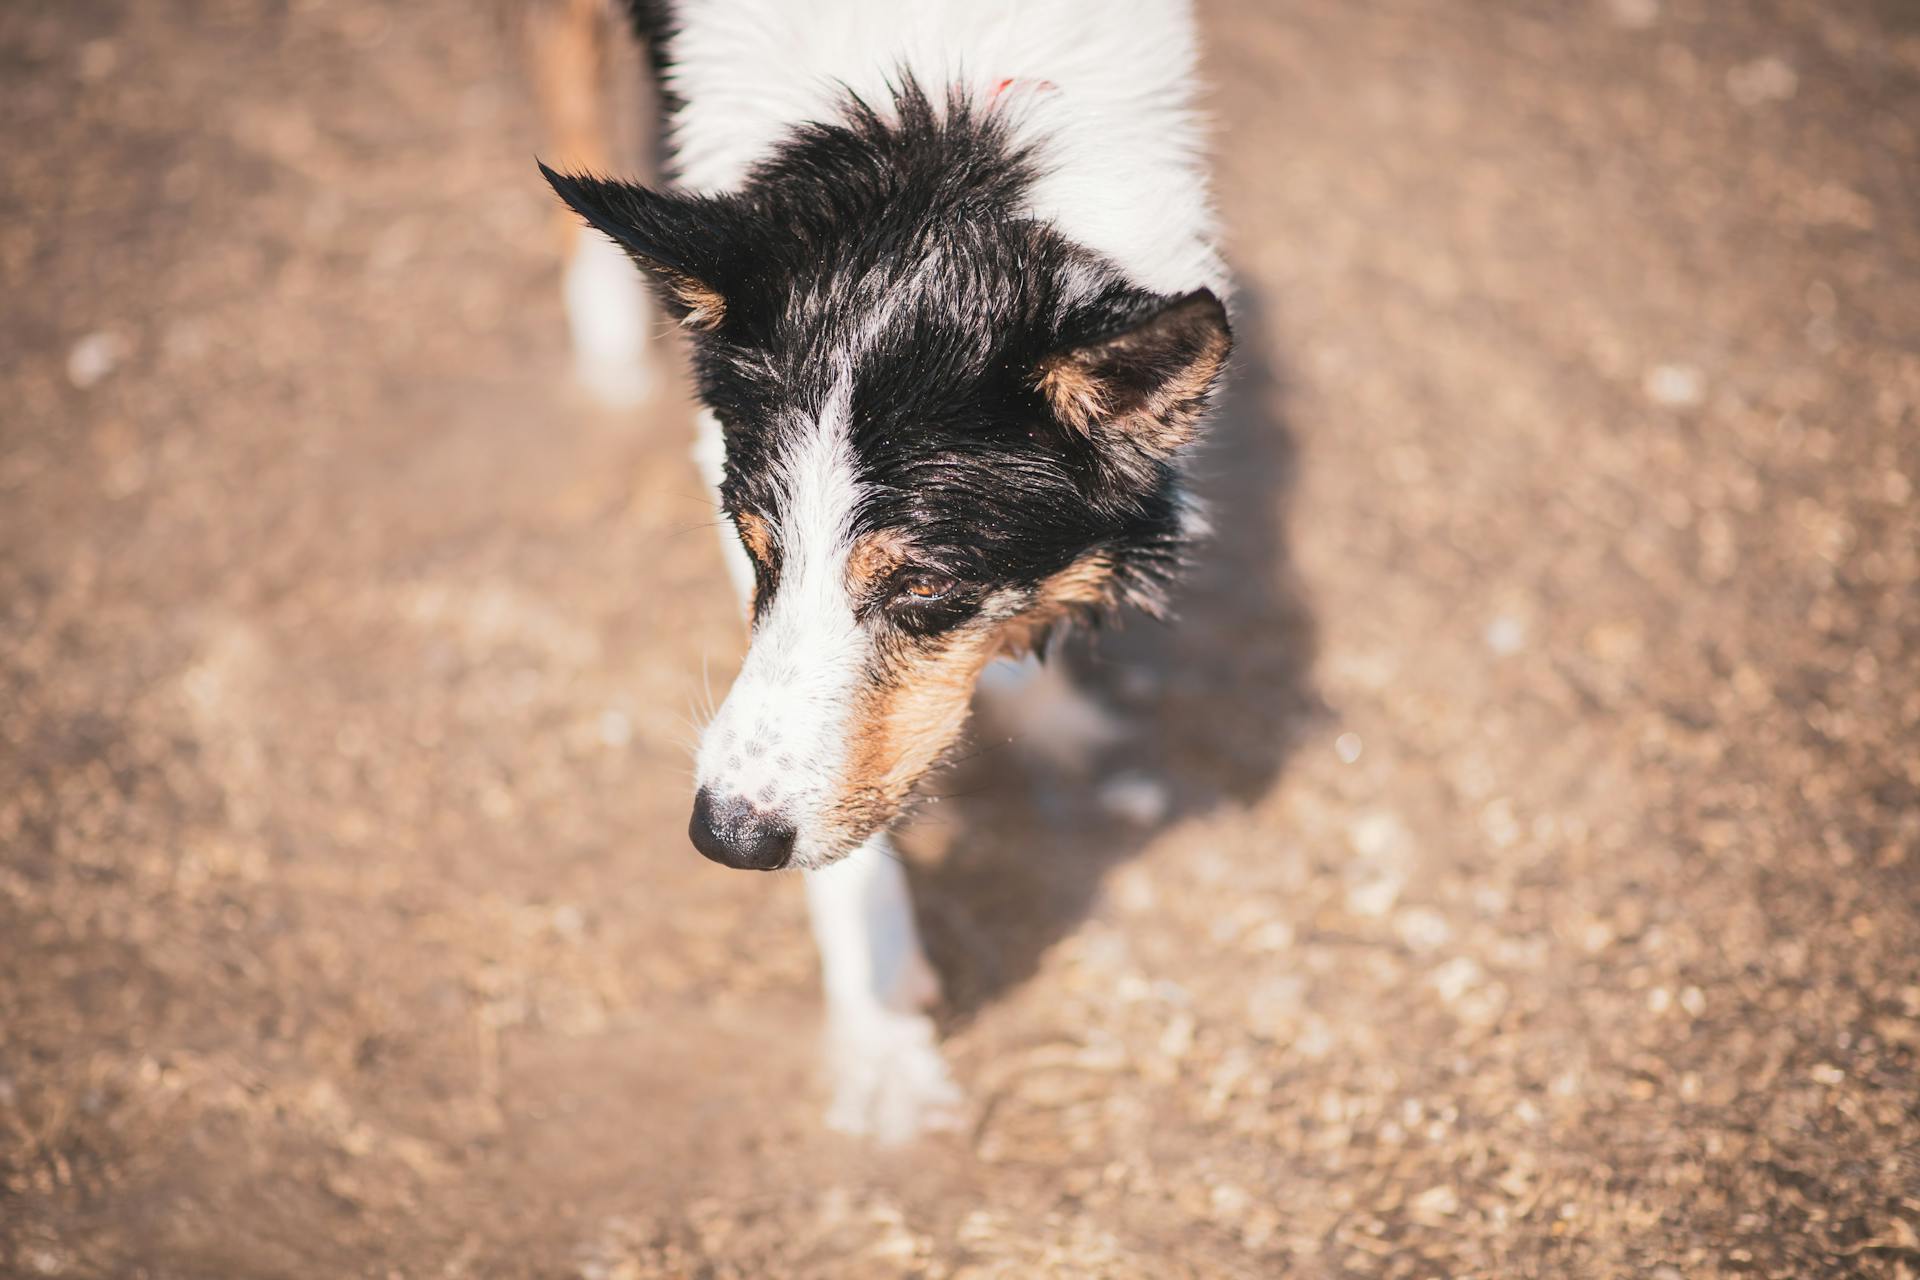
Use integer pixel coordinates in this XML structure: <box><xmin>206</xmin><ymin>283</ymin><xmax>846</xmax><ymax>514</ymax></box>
<box><xmin>988</xmin><ymin>77</ymin><xmax>1058</xmax><ymax>107</ymax></box>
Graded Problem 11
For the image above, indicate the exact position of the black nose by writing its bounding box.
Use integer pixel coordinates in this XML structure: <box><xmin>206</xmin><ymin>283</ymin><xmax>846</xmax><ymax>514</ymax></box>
<box><xmin>689</xmin><ymin>788</ymin><xmax>796</xmax><ymax>871</ymax></box>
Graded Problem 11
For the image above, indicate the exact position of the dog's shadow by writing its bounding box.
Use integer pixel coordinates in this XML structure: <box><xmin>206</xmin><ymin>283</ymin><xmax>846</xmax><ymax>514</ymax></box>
<box><xmin>913</xmin><ymin>284</ymin><xmax>1319</xmax><ymax>1017</ymax></box>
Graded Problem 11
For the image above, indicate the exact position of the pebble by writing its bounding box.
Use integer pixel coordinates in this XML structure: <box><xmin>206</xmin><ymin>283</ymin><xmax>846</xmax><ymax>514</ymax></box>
<box><xmin>1345</xmin><ymin>873</ymin><xmax>1402</xmax><ymax>919</ymax></box>
<box><xmin>1643</xmin><ymin>363</ymin><xmax>1705</xmax><ymax>408</ymax></box>
<box><xmin>1485</xmin><ymin>615</ymin><xmax>1526</xmax><ymax>656</ymax></box>
<box><xmin>1393</xmin><ymin>906</ymin><xmax>1454</xmax><ymax>952</ymax></box>
<box><xmin>1431</xmin><ymin>956</ymin><xmax>1484</xmax><ymax>1004</ymax></box>
<box><xmin>66</xmin><ymin>330</ymin><xmax>130</xmax><ymax>388</ymax></box>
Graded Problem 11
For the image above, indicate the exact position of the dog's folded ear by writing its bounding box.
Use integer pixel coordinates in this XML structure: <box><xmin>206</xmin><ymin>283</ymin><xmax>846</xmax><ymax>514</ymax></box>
<box><xmin>539</xmin><ymin>162</ymin><xmax>732</xmax><ymax>331</ymax></box>
<box><xmin>1036</xmin><ymin>289</ymin><xmax>1232</xmax><ymax>462</ymax></box>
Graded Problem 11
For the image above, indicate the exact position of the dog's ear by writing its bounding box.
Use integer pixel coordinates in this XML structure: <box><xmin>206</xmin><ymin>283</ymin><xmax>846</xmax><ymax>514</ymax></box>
<box><xmin>540</xmin><ymin>162</ymin><xmax>732</xmax><ymax>331</ymax></box>
<box><xmin>1036</xmin><ymin>289</ymin><xmax>1232</xmax><ymax>460</ymax></box>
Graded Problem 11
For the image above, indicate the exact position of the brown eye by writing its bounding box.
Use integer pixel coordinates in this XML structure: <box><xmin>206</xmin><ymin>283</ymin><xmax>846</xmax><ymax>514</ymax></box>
<box><xmin>897</xmin><ymin>573</ymin><xmax>954</xmax><ymax>604</ymax></box>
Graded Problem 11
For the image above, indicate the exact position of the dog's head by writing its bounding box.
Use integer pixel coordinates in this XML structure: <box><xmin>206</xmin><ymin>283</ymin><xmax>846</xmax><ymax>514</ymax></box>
<box><xmin>543</xmin><ymin>90</ymin><xmax>1229</xmax><ymax>870</ymax></box>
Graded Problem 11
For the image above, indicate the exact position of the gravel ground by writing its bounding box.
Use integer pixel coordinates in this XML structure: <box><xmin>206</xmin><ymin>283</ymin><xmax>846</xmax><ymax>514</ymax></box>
<box><xmin>4</xmin><ymin>0</ymin><xmax>1918</xmax><ymax>1275</ymax></box>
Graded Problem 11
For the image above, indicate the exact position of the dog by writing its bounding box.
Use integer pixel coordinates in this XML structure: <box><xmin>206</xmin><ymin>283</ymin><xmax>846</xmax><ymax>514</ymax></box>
<box><xmin>528</xmin><ymin>0</ymin><xmax>1232</xmax><ymax>1141</ymax></box>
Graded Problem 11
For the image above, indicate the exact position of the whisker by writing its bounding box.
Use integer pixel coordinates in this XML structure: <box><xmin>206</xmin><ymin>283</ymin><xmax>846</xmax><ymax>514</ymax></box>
<box><xmin>936</xmin><ymin>739</ymin><xmax>1015</xmax><ymax>772</ymax></box>
<box><xmin>666</xmin><ymin>518</ymin><xmax>727</xmax><ymax>541</ymax></box>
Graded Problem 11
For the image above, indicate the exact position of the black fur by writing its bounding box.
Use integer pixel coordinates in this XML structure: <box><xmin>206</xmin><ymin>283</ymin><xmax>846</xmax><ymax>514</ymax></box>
<box><xmin>543</xmin><ymin>79</ymin><xmax>1228</xmax><ymax>634</ymax></box>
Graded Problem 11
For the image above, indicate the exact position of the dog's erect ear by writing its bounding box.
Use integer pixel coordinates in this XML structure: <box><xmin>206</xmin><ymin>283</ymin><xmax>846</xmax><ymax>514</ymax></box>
<box><xmin>540</xmin><ymin>162</ymin><xmax>731</xmax><ymax>331</ymax></box>
<box><xmin>1037</xmin><ymin>289</ymin><xmax>1232</xmax><ymax>459</ymax></box>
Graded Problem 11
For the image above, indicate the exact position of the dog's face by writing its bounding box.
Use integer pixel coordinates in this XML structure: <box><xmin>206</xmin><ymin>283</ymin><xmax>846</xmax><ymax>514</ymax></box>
<box><xmin>544</xmin><ymin>92</ymin><xmax>1229</xmax><ymax>870</ymax></box>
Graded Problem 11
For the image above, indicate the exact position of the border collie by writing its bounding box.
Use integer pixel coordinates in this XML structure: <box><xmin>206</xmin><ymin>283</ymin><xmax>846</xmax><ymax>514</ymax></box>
<box><xmin>529</xmin><ymin>0</ymin><xmax>1231</xmax><ymax>1141</ymax></box>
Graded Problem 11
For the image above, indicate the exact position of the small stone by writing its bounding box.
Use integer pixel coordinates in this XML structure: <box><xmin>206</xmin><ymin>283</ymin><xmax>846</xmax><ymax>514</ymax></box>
<box><xmin>1334</xmin><ymin>732</ymin><xmax>1364</xmax><ymax>764</ymax></box>
<box><xmin>1345</xmin><ymin>812</ymin><xmax>1413</xmax><ymax>916</ymax></box>
<box><xmin>1346</xmin><ymin>873</ymin><xmax>1402</xmax><ymax>919</ymax></box>
<box><xmin>66</xmin><ymin>330</ymin><xmax>131</xmax><ymax>388</ymax></box>
<box><xmin>1348</xmin><ymin>810</ymin><xmax>1411</xmax><ymax>861</ymax></box>
<box><xmin>1246</xmin><ymin>973</ymin><xmax>1308</xmax><ymax>1039</ymax></box>
<box><xmin>1485</xmin><ymin>615</ymin><xmax>1526</xmax><ymax>655</ymax></box>
<box><xmin>1394</xmin><ymin>906</ymin><xmax>1453</xmax><ymax>952</ymax></box>
<box><xmin>1209</xmin><ymin>1182</ymin><xmax>1252</xmax><ymax>1221</ymax></box>
<box><xmin>1158</xmin><ymin>1010</ymin><xmax>1196</xmax><ymax>1060</ymax></box>
<box><xmin>1431</xmin><ymin>956</ymin><xmax>1483</xmax><ymax>1004</ymax></box>
<box><xmin>1643</xmin><ymin>363</ymin><xmax>1705</xmax><ymax>408</ymax></box>
<box><xmin>1410</xmin><ymin>1184</ymin><xmax>1460</xmax><ymax>1221</ymax></box>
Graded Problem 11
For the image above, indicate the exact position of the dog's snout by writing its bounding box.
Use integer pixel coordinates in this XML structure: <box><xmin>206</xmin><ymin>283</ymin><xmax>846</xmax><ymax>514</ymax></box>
<box><xmin>689</xmin><ymin>788</ymin><xmax>796</xmax><ymax>871</ymax></box>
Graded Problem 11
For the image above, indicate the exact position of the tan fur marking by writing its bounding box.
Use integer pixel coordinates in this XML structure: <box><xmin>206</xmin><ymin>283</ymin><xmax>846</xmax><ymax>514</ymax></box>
<box><xmin>1036</xmin><ymin>357</ymin><xmax>1109</xmax><ymax>434</ymax></box>
<box><xmin>835</xmin><ymin>626</ymin><xmax>1003</xmax><ymax>838</ymax></box>
<box><xmin>822</xmin><ymin>552</ymin><xmax>1123</xmax><ymax>845</ymax></box>
<box><xmin>1035</xmin><ymin>305</ymin><xmax>1232</xmax><ymax>455</ymax></box>
<box><xmin>845</xmin><ymin>529</ymin><xmax>913</xmax><ymax>596</ymax></box>
<box><xmin>734</xmin><ymin>510</ymin><xmax>774</xmax><ymax>567</ymax></box>
<box><xmin>1135</xmin><ymin>322</ymin><xmax>1232</xmax><ymax>452</ymax></box>
<box><xmin>1036</xmin><ymin>554</ymin><xmax>1118</xmax><ymax>612</ymax></box>
<box><xmin>1003</xmin><ymin>554</ymin><xmax>1120</xmax><ymax>653</ymax></box>
<box><xmin>660</xmin><ymin>269</ymin><xmax>726</xmax><ymax>331</ymax></box>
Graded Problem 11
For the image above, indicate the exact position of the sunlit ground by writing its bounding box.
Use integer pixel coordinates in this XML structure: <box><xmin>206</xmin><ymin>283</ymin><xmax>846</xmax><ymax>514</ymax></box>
<box><xmin>3</xmin><ymin>0</ymin><xmax>1917</xmax><ymax>1275</ymax></box>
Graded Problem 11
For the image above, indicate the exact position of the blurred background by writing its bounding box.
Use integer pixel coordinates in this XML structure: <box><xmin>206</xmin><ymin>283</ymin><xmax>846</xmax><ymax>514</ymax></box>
<box><xmin>3</xmin><ymin>0</ymin><xmax>1917</xmax><ymax>1275</ymax></box>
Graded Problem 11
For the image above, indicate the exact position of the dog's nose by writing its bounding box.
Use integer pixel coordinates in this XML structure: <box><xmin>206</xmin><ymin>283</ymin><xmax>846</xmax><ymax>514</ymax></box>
<box><xmin>688</xmin><ymin>788</ymin><xmax>795</xmax><ymax>870</ymax></box>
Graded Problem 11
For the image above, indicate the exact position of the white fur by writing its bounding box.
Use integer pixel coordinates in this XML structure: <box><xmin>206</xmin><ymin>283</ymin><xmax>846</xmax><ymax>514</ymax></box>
<box><xmin>662</xmin><ymin>0</ymin><xmax>1226</xmax><ymax>298</ymax></box>
<box><xmin>693</xmin><ymin>378</ymin><xmax>868</xmax><ymax>868</ymax></box>
<box><xmin>564</xmin><ymin>227</ymin><xmax>656</xmax><ymax>405</ymax></box>
<box><xmin>805</xmin><ymin>841</ymin><xmax>961</xmax><ymax>1141</ymax></box>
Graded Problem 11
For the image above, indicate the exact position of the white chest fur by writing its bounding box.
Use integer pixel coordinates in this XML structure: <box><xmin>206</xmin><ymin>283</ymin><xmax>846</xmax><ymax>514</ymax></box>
<box><xmin>662</xmin><ymin>0</ymin><xmax>1226</xmax><ymax>298</ymax></box>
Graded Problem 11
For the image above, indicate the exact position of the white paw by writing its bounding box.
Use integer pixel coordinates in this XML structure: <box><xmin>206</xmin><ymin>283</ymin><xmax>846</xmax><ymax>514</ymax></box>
<box><xmin>822</xmin><ymin>1010</ymin><xmax>964</xmax><ymax>1143</ymax></box>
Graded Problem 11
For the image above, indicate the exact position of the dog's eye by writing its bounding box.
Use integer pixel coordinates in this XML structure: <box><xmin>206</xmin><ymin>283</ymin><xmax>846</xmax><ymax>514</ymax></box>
<box><xmin>894</xmin><ymin>572</ymin><xmax>955</xmax><ymax>605</ymax></box>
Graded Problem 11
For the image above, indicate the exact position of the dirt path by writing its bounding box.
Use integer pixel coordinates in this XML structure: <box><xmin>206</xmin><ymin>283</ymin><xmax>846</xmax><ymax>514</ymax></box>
<box><xmin>4</xmin><ymin>0</ymin><xmax>1918</xmax><ymax>1275</ymax></box>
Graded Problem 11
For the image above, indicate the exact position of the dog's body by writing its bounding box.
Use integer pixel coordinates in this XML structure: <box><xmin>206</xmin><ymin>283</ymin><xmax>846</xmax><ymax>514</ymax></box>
<box><xmin>531</xmin><ymin>0</ymin><xmax>1231</xmax><ymax>1140</ymax></box>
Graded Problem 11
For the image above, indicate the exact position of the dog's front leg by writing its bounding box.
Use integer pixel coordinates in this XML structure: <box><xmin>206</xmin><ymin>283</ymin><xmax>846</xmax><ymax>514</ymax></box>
<box><xmin>804</xmin><ymin>843</ymin><xmax>963</xmax><ymax>1143</ymax></box>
